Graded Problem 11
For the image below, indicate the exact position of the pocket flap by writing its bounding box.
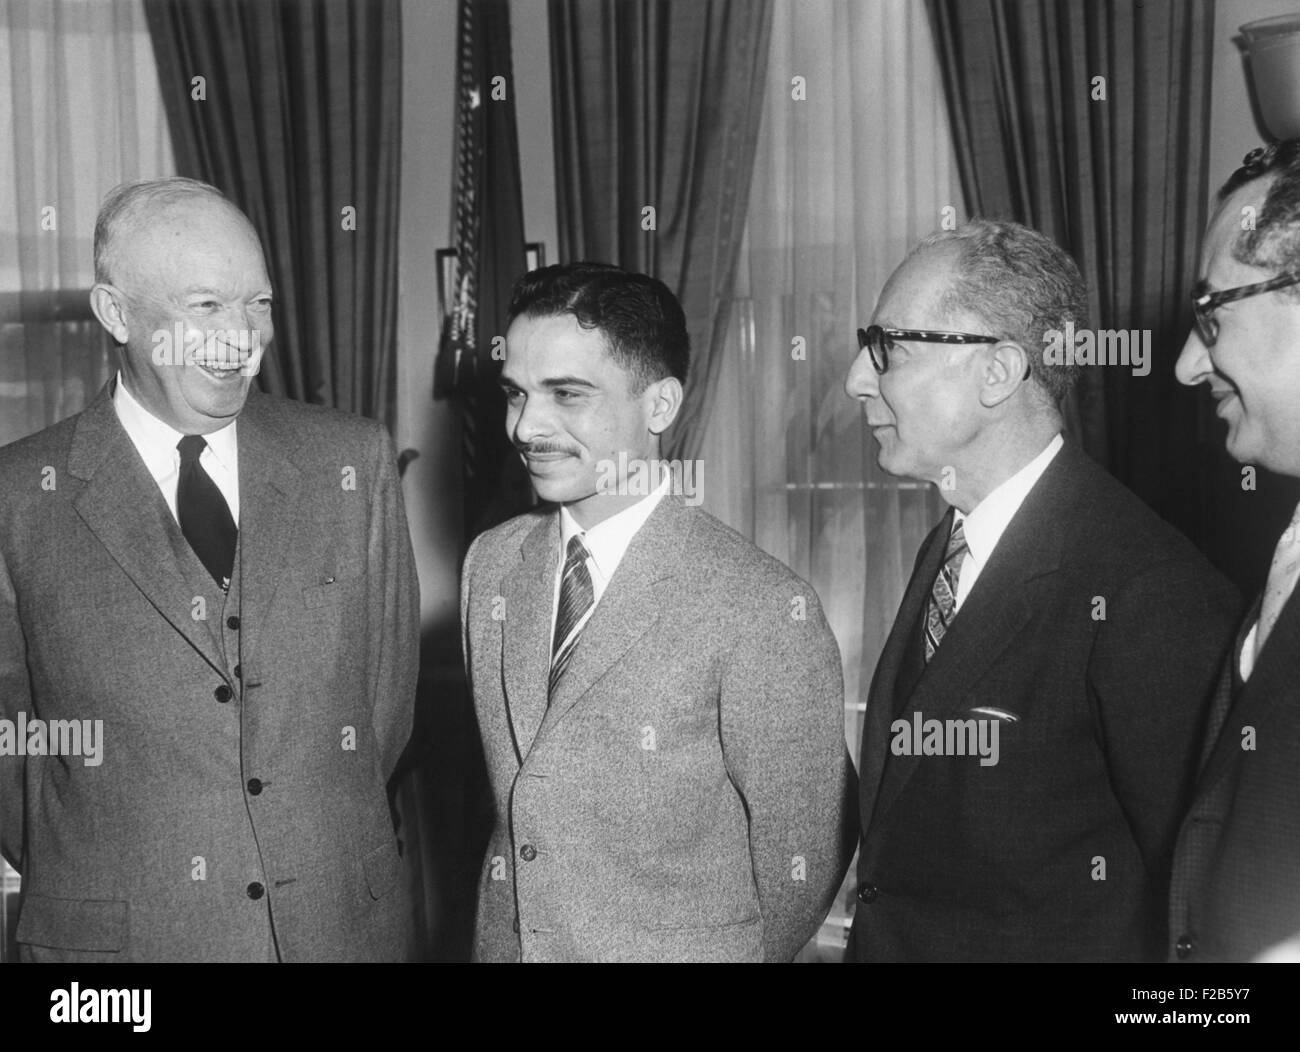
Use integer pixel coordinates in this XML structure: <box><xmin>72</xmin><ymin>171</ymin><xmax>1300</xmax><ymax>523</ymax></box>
<box><xmin>16</xmin><ymin>893</ymin><xmax>128</xmax><ymax>951</ymax></box>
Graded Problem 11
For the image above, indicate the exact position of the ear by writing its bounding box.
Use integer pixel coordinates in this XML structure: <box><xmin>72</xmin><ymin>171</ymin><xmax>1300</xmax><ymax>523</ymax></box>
<box><xmin>644</xmin><ymin>376</ymin><xmax>684</xmax><ymax>436</ymax></box>
<box><xmin>978</xmin><ymin>340</ymin><xmax>1032</xmax><ymax>408</ymax></box>
<box><xmin>90</xmin><ymin>283</ymin><xmax>130</xmax><ymax>345</ymax></box>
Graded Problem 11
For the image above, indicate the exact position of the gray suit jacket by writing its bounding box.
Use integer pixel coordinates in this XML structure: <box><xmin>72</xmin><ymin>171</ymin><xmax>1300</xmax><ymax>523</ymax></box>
<box><xmin>461</xmin><ymin>494</ymin><xmax>855</xmax><ymax>961</ymax></box>
<box><xmin>0</xmin><ymin>383</ymin><xmax>419</xmax><ymax>961</ymax></box>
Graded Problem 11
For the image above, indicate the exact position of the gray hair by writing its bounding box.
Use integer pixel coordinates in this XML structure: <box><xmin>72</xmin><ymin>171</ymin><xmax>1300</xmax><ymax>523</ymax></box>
<box><xmin>914</xmin><ymin>218</ymin><xmax>1089</xmax><ymax>404</ymax></box>
<box><xmin>93</xmin><ymin>177</ymin><xmax>244</xmax><ymax>285</ymax></box>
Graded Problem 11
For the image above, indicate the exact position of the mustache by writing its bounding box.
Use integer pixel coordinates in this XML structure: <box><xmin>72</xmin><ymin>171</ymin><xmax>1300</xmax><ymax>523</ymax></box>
<box><xmin>516</xmin><ymin>442</ymin><xmax>580</xmax><ymax>457</ymax></box>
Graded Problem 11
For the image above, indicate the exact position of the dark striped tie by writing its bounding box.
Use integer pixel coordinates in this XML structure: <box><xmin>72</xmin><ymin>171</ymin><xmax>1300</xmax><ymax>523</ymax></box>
<box><xmin>550</xmin><ymin>535</ymin><xmax>594</xmax><ymax>697</ymax></box>
<box><xmin>923</xmin><ymin>520</ymin><xmax>968</xmax><ymax>662</ymax></box>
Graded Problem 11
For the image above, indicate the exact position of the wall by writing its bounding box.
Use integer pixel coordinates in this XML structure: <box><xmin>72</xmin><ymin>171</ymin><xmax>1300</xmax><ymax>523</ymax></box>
<box><xmin>1206</xmin><ymin>0</ymin><xmax>1299</xmax><ymax>201</ymax></box>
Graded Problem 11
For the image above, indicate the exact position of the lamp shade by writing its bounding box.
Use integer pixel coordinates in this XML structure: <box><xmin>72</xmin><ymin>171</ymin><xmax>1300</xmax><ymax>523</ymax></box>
<box><xmin>1242</xmin><ymin>14</ymin><xmax>1300</xmax><ymax>140</ymax></box>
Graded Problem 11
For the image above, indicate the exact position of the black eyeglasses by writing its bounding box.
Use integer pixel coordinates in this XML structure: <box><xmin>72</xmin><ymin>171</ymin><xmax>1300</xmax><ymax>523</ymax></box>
<box><xmin>1191</xmin><ymin>273</ymin><xmax>1300</xmax><ymax>346</ymax></box>
<box><xmin>856</xmin><ymin>324</ymin><xmax>1000</xmax><ymax>374</ymax></box>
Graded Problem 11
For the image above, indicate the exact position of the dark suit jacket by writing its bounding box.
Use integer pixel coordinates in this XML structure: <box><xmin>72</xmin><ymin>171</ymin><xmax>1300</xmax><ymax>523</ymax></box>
<box><xmin>847</xmin><ymin>440</ymin><xmax>1240</xmax><ymax>962</ymax></box>
<box><xmin>1168</xmin><ymin>583</ymin><xmax>1300</xmax><ymax>961</ymax></box>
<box><xmin>461</xmin><ymin>494</ymin><xmax>856</xmax><ymax>962</ymax></box>
<box><xmin>0</xmin><ymin>383</ymin><xmax>419</xmax><ymax>961</ymax></box>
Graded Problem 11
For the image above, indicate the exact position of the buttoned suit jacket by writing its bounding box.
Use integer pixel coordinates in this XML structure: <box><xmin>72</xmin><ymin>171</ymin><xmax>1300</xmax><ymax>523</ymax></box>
<box><xmin>846</xmin><ymin>440</ymin><xmax>1240</xmax><ymax>962</ymax></box>
<box><xmin>461</xmin><ymin>494</ymin><xmax>855</xmax><ymax>962</ymax></box>
<box><xmin>0</xmin><ymin>382</ymin><xmax>419</xmax><ymax>961</ymax></box>
<box><xmin>1168</xmin><ymin>583</ymin><xmax>1300</xmax><ymax>962</ymax></box>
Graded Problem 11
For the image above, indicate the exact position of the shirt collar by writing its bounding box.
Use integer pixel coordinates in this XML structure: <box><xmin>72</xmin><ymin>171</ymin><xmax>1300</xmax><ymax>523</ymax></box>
<box><xmin>112</xmin><ymin>371</ymin><xmax>238</xmax><ymax>480</ymax></box>
<box><xmin>955</xmin><ymin>433</ymin><xmax>1063</xmax><ymax>566</ymax></box>
<box><xmin>559</xmin><ymin>471</ymin><xmax>672</xmax><ymax>580</ymax></box>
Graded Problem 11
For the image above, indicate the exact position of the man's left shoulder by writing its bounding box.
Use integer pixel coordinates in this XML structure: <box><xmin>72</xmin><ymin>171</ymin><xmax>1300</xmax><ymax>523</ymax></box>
<box><xmin>243</xmin><ymin>390</ymin><xmax>390</xmax><ymax>456</ymax></box>
<box><xmin>675</xmin><ymin>505</ymin><xmax>820</xmax><ymax>610</ymax></box>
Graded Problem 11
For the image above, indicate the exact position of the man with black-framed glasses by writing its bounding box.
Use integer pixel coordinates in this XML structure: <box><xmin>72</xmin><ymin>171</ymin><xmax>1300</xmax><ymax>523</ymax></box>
<box><xmin>843</xmin><ymin>218</ymin><xmax>1237</xmax><ymax>963</ymax></box>
<box><xmin>1170</xmin><ymin>140</ymin><xmax>1300</xmax><ymax>963</ymax></box>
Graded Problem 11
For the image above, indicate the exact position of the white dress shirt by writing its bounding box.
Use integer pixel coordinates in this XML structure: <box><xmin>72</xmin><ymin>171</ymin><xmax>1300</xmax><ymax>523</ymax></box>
<box><xmin>112</xmin><ymin>372</ymin><xmax>240</xmax><ymax>525</ymax></box>
<box><xmin>1240</xmin><ymin>500</ymin><xmax>1300</xmax><ymax>682</ymax></box>
<box><xmin>551</xmin><ymin>472</ymin><xmax>671</xmax><ymax>641</ymax></box>
<box><xmin>951</xmin><ymin>433</ymin><xmax>1063</xmax><ymax>612</ymax></box>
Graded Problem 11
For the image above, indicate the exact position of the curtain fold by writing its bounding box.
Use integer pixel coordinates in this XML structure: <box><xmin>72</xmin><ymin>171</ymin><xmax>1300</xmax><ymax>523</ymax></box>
<box><xmin>548</xmin><ymin>0</ymin><xmax>771</xmax><ymax>461</ymax></box>
<box><xmin>926</xmin><ymin>0</ymin><xmax>1217</xmax><ymax>545</ymax></box>
<box><xmin>142</xmin><ymin>0</ymin><xmax>402</xmax><ymax>427</ymax></box>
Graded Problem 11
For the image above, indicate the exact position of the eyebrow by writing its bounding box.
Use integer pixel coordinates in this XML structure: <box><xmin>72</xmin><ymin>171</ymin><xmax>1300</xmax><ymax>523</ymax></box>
<box><xmin>499</xmin><ymin>375</ymin><xmax>598</xmax><ymax>390</ymax></box>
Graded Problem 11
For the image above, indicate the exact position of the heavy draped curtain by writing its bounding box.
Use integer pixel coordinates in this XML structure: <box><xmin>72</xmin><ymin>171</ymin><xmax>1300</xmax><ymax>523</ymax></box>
<box><xmin>549</xmin><ymin>0</ymin><xmax>772</xmax><ymax>460</ymax></box>
<box><xmin>143</xmin><ymin>0</ymin><xmax>402</xmax><ymax>427</ymax></box>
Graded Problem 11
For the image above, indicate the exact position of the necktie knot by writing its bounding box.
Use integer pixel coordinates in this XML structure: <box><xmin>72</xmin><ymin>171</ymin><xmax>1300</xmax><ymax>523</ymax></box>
<box><xmin>177</xmin><ymin>434</ymin><xmax>207</xmax><ymax>465</ymax></box>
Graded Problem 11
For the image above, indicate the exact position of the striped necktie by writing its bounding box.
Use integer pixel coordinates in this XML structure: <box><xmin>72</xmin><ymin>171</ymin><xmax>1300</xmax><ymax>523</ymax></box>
<box><xmin>550</xmin><ymin>535</ymin><xmax>594</xmax><ymax>696</ymax></box>
<box><xmin>923</xmin><ymin>519</ymin><xmax>968</xmax><ymax>662</ymax></box>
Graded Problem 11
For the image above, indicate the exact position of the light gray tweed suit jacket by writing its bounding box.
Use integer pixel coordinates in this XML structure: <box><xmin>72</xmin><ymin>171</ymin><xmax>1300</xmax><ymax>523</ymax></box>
<box><xmin>461</xmin><ymin>492</ymin><xmax>855</xmax><ymax>962</ymax></box>
<box><xmin>0</xmin><ymin>382</ymin><xmax>419</xmax><ymax>961</ymax></box>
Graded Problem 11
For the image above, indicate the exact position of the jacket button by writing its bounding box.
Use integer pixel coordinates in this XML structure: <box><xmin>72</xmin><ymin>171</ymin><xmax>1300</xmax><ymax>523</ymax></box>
<box><xmin>512</xmin><ymin>916</ymin><xmax>520</xmax><ymax>933</ymax></box>
<box><xmin>214</xmin><ymin>684</ymin><xmax>232</xmax><ymax>703</ymax></box>
<box><xmin>247</xmin><ymin>882</ymin><xmax>265</xmax><ymax>900</ymax></box>
<box><xmin>520</xmin><ymin>844</ymin><xmax>537</xmax><ymax>862</ymax></box>
<box><xmin>247</xmin><ymin>778</ymin><xmax>263</xmax><ymax>796</ymax></box>
<box><xmin>1175</xmin><ymin>935</ymin><xmax>1195</xmax><ymax>959</ymax></box>
<box><xmin>857</xmin><ymin>883</ymin><xmax>879</xmax><ymax>904</ymax></box>
<box><xmin>226</xmin><ymin>615</ymin><xmax>240</xmax><ymax>630</ymax></box>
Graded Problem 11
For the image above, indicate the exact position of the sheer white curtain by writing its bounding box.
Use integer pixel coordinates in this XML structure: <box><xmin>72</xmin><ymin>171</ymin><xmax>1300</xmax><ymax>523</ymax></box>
<box><xmin>0</xmin><ymin>0</ymin><xmax>173</xmax><ymax>957</ymax></box>
<box><xmin>0</xmin><ymin>0</ymin><xmax>174</xmax><ymax>447</ymax></box>
<box><xmin>698</xmin><ymin>0</ymin><xmax>963</xmax><ymax>958</ymax></box>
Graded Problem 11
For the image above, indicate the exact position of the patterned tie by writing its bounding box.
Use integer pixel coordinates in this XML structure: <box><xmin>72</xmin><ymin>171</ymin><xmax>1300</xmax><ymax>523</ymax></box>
<box><xmin>1256</xmin><ymin>502</ymin><xmax>1300</xmax><ymax>662</ymax></box>
<box><xmin>177</xmin><ymin>435</ymin><xmax>237</xmax><ymax>590</ymax></box>
<box><xmin>550</xmin><ymin>535</ymin><xmax>595</xmax><ymax>696</ymax></box>
<box><xmin>923</xmin><ymin>519</ymin><xmax>968</xmax><ymax>662</ymax></box>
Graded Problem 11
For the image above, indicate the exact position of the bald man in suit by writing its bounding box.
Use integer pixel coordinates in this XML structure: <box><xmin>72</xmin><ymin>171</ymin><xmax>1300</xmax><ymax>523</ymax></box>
<box><xmin>0</xmin><ymin>178</ymin><xmax>418</xmax><ymax>961</ymax></box>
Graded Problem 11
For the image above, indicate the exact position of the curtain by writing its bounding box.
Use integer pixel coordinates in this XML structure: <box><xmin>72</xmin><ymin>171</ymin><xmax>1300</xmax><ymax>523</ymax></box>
<box><xmin>0</xmin><ymin>0</ymin><xmax>175</xmax><ymax>960</ymax></box>
<box><xmin>926</xmin><ymin>0</ymin><xmax>1229</xmax><ymax>568</ymax></box>
<box><xmin>0</xmin><ymin>0</ymin><xmax>174</xmax><ymax>448</ymax></box>
<box><xmin>143</xmin><ymin>0</ymin><xmax>402</xmax><ymax>428</ymax></box>
<box><xmin>549</xmin><ymin>0</ymin><xmax>772</xmax><ymax>461</ymax></box>
<box><xmin>698</xmin><ymin>0</ymin><xmax>962</xmax><ymax>959</ymax></box>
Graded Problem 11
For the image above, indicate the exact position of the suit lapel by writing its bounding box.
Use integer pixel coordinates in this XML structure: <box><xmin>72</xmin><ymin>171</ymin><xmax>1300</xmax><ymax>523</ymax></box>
<box><xmin>502</xmin><ymin>514</ymin><xmax>559</xmax><ymax>760</ymax></box>
<box><xmin>867</xmin><ymin>443</ymin><xmax>1077</xmax><ymax>829</ymax></box>
<box><xmin>231</xmin><ymin>391</ymin><xmax>304</xmax><ymax>667</ymax></box>
<box><xmin>70</xmin><ymin>384</ymin><xmax>225</xmax><ymax>672</ymax></box>
<box><xmin>538</xmin><ymin>497</ymin><xmax>683</xmax><ymax>737</ymax></box>
<box><xmin>860</xmin><ymin>511</ymin><xmax>949</xmax><ymax>828</ymax></box>
<box><xmin>1196</xmin><ymin>588</ymin><xmax>1299</xmax><ymax>793</ymax></box>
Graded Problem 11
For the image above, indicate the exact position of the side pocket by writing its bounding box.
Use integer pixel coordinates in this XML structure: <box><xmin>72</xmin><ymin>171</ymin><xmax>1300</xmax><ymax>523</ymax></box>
<box><xmin>16</xmin><ymin>893</ymin><xmax>128</xmax><ymax>952</ymax></box>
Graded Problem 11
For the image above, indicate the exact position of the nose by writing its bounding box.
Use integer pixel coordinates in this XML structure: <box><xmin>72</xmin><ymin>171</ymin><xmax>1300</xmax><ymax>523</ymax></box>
<box><xmin>509</xmin><ymin>393</ymin><xmax>549</xmax><ymax>446</ymax></box>
<box><xmin>845</xmin><ymin>346</ymin><xmax>881</xmax><ymax>400</ymax></box>
<box><xmin>1174</xmin><ymin>328</ymin><xmax>1212</xmax><ymax>387</ymax></box>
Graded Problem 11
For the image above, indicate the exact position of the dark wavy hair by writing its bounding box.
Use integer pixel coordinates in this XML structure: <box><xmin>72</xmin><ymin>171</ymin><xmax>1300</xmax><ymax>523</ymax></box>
<box><xmin>507</xmin><ymin>262</ymin><xmax>689</xmax><ymax>392</ymax></box>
